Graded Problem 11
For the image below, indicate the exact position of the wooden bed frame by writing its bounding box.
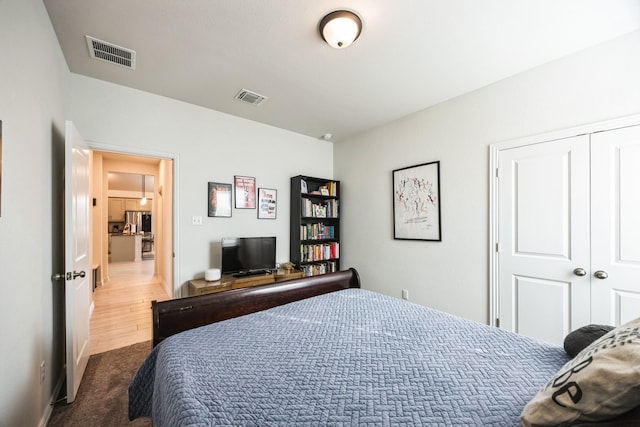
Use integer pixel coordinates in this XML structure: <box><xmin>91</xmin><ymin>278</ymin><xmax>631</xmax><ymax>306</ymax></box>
<box><xmin>152</xmin><ymin>268</ymin><xmax>361</xmax><ymax>347</ymax></box>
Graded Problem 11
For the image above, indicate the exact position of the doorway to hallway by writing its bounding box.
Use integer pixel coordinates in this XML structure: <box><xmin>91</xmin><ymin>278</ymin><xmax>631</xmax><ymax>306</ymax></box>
<box><xmin>89</xmin><ymin>259</ymin><xmax>169</xmax><ymax>354</ymax></box>
<box><xmin>89</xmin><ymin>149</ymin><xmax>175</xmax><ymax>354</ymax></box>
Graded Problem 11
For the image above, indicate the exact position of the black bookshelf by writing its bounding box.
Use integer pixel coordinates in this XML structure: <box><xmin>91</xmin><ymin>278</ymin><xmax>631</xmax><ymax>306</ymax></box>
<box><xmin>290</xmin><ymin>175</ymin><xmax>340</xmax><ymax>277</ymax></box>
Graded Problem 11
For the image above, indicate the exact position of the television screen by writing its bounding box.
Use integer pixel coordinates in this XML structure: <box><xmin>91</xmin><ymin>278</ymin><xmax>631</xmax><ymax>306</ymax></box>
<box><xmin>221</xmin><ymin>236</ymin><xmax>276</xmax><ymax>276</ymax></box>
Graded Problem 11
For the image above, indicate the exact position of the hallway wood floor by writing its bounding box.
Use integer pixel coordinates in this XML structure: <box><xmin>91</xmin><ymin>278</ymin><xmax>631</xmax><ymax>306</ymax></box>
<box><xmin>89</xmin><ymin>259</ymin><xmax>170</xmax><ymax>355</ymax></box>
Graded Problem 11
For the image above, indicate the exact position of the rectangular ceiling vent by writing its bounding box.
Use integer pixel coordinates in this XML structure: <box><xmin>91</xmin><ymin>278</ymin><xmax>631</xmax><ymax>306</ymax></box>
<box><xmin>85</xmin><ymin>35</ymin><xmax>136</xmax><ymax>70</ymax></box>
<box><xmin>234</xmin><ymin>89</ymin><xmax>268</xmax><ymax>106</ymax></box>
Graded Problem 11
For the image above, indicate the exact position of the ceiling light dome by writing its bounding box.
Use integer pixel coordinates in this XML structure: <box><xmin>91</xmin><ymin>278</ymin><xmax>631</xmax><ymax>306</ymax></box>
<box><xmin>319</xmin><ymin>10</ymin><xmax>363</xmax><ymax>49</ymax></box>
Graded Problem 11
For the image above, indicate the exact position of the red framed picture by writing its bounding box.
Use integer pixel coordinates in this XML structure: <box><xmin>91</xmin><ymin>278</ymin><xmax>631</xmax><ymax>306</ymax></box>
<box><xmin>234</xmin><ymin>176</ymin><xmax>256</xmax><ymax>209</ymax></box>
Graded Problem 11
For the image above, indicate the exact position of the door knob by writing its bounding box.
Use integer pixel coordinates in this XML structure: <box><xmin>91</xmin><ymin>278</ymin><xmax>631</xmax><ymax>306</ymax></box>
<box><xmin>594</xmin><ymin>270</ymin><xmax>608</xmax><ymax>280</ymax></box>
<box><xmin>52</xmin><ymin>270</ymin><xmax>86</xmax><ymax>281</ymax></box>
<box><xmin>573</xmin><ymin>268</ymin><xmax>587</xmax><ymax>277</ymax></box>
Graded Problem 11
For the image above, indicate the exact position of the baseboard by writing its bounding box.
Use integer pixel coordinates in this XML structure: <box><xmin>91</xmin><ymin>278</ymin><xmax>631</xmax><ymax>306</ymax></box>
<box><xmin>38</xmin><ymin>371</ymin><xmax>65</xmax><ymax>427</ymax></box>
<box><xmin>160</xmin><ymin>277</ymin><xmax>176</xmax><ymax>299</ymax></box>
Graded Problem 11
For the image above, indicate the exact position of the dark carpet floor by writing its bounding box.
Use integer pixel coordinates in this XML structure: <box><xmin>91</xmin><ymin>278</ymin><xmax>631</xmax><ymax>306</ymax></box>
<box><xmin>48</xmin><ymin>341</ymin><xmax>152</xmax><ymax>427</ymax></box>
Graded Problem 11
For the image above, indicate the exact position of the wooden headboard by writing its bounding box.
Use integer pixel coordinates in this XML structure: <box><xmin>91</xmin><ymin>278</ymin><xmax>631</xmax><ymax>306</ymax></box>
<box><xmin>152</xmin><ymin>268</ymin><xmax>361</xmax><ymax>347</ymax></box>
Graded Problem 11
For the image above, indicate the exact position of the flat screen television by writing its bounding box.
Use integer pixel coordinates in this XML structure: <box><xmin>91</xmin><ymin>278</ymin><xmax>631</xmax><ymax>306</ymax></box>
<box><xmin>221</xmin><ymin>236</ymin><xmax>276</xmax><ymax>276</ymax></box>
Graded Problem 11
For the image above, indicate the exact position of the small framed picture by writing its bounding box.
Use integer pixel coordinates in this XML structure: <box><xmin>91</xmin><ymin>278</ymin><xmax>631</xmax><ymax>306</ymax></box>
<box><xmin>234</xmin><ymin>176</ymin><xmax>256</xmax><ymax>209</ymax></box>
<box><xmin>208</xmin><ymin>182</ymin><xmax>232</xmax><ymax>217</ymax></box>
<box><xmin>257</xmin><ymin>188</ymin><xmax>277</xmax><ymax>219</ymax></box>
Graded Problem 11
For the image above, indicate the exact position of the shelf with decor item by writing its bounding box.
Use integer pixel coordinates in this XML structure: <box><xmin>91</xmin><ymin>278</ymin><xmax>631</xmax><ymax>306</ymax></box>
<box><xmin>290</xmin><ymin>175</ymin><xmax>340</xmax><ymax>277</ymax></box>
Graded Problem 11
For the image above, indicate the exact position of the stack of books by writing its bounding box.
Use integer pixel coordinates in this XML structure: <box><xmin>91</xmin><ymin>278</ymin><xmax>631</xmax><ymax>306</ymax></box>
<box><xmin>300</xmin><ymin>242</ymin><xmax>339</xmax><ymax>262</ymax></box>
<box><xmin>301</xmin><ymin>261</ymin><xmax>338</xmax><ymax>277</ymax></box>
<box><xmin>300</xmin><ymin>223</ymin><xmax>335</xmax><ymax>240</ymax></box>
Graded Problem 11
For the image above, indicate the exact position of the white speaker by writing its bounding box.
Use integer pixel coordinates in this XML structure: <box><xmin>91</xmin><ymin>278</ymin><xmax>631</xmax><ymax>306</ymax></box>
<box><xmin>205</xmin><ymin>268</ymin><xmax>221</xmax><ymax>281</ymax></box>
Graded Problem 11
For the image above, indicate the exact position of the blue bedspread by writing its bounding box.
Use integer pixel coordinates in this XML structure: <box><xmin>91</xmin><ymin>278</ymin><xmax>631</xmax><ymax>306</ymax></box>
<box><xmin>129</xmin><ymin>289</ymin><xmax>568</xmax><ymax>426</ymax></box>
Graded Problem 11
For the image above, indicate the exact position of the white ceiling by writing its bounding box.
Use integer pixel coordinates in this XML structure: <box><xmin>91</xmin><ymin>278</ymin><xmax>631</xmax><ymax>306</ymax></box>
<box><xmin>44</xmin><ymin>0</ymin><xmax>640</xmax><ymax>142</ymax></box>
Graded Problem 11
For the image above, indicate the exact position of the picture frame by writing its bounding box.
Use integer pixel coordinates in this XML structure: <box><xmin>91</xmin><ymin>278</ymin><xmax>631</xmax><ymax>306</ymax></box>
<box><xmin>208</xmin><ymin>182</ymin><xmax>232</xmax><ymax>217</ymax></box>
<box><xmin>392</xmin><ymin>161</ymin><xmax>441</xmax><ymax>241</ymax></box>
<box><xmin>257</xmin><ymin>188</ymin><xmax>277</xmax><ymax>219</ymax></box>
<box><xmin>234</xmin><ymin>175</ymin><xmax>256</xmax><ymax>209</ymax></box>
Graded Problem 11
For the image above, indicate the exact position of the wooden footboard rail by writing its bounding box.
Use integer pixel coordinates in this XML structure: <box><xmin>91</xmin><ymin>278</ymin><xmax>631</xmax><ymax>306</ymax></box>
<box><xmin>152</xmin><ymin>268</ymin><xmax>361</xmax><ymax>347</ymax></box>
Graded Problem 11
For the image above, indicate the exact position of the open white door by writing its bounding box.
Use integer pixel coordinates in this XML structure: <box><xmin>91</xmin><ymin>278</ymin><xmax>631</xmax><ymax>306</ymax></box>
<box><xmin>64</xmin><ymin>120</ymin><xmax>91</xmax><ymax>403</ymax></box>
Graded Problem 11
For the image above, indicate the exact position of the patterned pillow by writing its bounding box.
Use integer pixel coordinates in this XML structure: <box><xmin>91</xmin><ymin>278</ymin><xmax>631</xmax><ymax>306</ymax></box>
<box><xmin>521</xmin><ymin>317</ymin><xmax>640</xmax><ymax>426</ymax></box>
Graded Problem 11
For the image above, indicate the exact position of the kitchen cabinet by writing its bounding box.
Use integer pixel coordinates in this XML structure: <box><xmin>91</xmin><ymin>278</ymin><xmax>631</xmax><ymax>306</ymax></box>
<box><xmin>125</xmin><ymin>198</ymin><xmax>151</xmax><ymax>212</ymax></box>
<box><xmin>108</xmin><ymin>198</ymin><xmax>125</xmax><ymax>221</ymax></box>
<box><xmin>125</xmin><ymin>198</ymin><xmax>145</xmax><ymax>211</ymax></box>
<box><xmin>108</xmin><ymin>197</ymin><xmax>153</xmax><ymax>223</ymax></box>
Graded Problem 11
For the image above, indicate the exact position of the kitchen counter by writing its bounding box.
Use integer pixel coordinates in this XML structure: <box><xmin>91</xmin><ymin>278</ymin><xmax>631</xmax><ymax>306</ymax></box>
<box><xmin>110</xmin><ymin>234</ymin><xmax>142</xmax><ymax>262</ymax></box>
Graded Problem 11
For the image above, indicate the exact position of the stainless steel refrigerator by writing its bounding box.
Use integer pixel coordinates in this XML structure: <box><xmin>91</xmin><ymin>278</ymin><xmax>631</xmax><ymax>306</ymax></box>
<box><xmin>124</xmin><ymin>211</ymin><xmax>152</xmax><ymax>233</ymax></box>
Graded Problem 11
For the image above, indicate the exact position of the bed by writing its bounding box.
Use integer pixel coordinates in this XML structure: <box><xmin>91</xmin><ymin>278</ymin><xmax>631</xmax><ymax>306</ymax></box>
<box><xmin>128</xmin><ymin>269</ymin><xmax>640</xmax><ymax>426</ymax></box>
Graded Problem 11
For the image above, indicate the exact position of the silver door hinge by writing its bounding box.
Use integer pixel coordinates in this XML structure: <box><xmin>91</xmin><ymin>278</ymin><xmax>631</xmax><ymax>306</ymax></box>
<box><xmin>496</xmin><ymin>243</ymin><xmax>502</xmax><ymax>253</ymax></box>
<box><xmin>496</xmin><ymin>318</ymin><xmax>500</xmax><ymax>328</ymax></box>
<box><xmin>496</xmin><ymin>168</ymin><xmax>501</xmax><ymax>178</ymax></box>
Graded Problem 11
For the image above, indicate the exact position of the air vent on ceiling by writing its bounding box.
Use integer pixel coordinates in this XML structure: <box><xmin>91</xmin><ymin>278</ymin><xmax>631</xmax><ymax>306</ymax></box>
<box><xmin>85</xmin><ymin>36</ymin><xmax>136</xmax><ymax>70</ymax></box>
<box><xmin>234</xmin><ymin>89</ymin><xmax>268</xmax><ymax>106</ymax></box>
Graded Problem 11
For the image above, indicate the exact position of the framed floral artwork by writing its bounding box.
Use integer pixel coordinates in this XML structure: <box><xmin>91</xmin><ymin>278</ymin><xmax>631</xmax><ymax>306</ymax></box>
<box><xmin>392</xmin><ymin>161</ymin><xmax>441</xmax><ymax>241</ymax></box>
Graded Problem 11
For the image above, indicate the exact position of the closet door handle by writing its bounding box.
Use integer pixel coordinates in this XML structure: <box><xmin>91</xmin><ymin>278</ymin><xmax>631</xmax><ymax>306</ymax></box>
<box><xmin>594</xmin><ymin>270</ymin><xmax>608</xmax><ymax>280</ymax></box>
<box><xmin>573</xmin><ymin>268</ymin><xmax>587</xmax><ymax>277</ymax></box>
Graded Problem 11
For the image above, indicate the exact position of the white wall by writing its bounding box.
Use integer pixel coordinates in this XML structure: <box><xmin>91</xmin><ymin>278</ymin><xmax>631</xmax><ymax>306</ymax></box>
<box><xmin>0</xmin><ymin>0</ymin><xmax>69</xmax><ymax>425</ymax></box>
<box><xmin>335</xmin><ymin>30</ymin><xmax>640</xmax><ymax>324</ymax></box>
<box><xmin>2</xmin><ymin>3</ymin><xmax>637</xmax><ymax>424</ymax></box>
<box><xmin>67</xmin><ymin>74</ymin><xmax>334</xmax><ymax>296</ymax></box>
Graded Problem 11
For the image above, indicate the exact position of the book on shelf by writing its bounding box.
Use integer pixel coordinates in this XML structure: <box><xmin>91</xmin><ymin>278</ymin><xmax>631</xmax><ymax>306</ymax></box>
<box><xmin>301</xmin><ymin>180</ymin><xmax>337</xmax><ymax>198</ymax></box>
<box><xmin>325</xmin><ymin>181</ymin><xmax>337</xmax><ymax>196</ymax></box>
<box><xmin>301</xmin><ymin>261</ymin><xmax>337</xmax><ymax>277</ymax></box>
<box><xmin>302</xmin><ymin>199</ymin><xmax>339</xmax><ymax>218</ymax></box>
<box><xmin>299</xmin><ymin>242</ymin><xmax>339</xmax><ymax>262</ymax></box>
<box><xmin>300</xmin><ymin>223</ymin><xmax>335</xmax><ymax>240</ymax></box>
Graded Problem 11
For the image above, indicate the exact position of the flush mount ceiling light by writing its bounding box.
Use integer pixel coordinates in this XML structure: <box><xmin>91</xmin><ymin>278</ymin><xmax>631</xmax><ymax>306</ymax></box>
<box><xmin>319</xmin><ymin>10</ymin><xmax>363</xmax><ymax>49</ymax></box>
